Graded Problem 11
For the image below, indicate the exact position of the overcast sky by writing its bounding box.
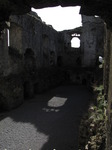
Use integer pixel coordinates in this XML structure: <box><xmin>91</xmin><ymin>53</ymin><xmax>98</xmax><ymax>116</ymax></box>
<box><xmin>32</xmin><ymin>6</ymin><xmax>81</xmax><ymax>47</ymax></box>
<box><xmin>32</xmin><ymin>6</ymin><xmax>82</xmax><ymax>31</ymax></box>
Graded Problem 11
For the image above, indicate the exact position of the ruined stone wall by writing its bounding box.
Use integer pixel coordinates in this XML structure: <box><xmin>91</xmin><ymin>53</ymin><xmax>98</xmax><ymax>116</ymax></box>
<box><xmin>104</xmin><ymin>29</ymin><xmax>110</xmax><ymax>99</ymax></box>
<box><xmin>0</xmin><ymin>12</ymin><xmax>105</xmax><ymax>110</ymax></box>
<box><xmin>0</xmin><ymin>29</ymin><xmax>24</xmax><ymax>110</ymax></box>
<box><xmin>101</xmin><ymin>22</ymin><xmax>112</xmax><ymax>149</ymax></box>
<box><xmin>103</xmin><ymin>28</ymin><xmax>112</xmax><ymax>150</ymax></box>
<box><xmin>61</xmin><ymin>48</ymin><xmax>81</xmax><ymax>67</ymax></box>
<box><xmin>81</xmin><ymin>15</ymin><xmax>105</xmax><ymax>67</ymax></box>
<box><xmin>57</xmin><ymin>31</ymin><xmax>81</xmax><ymax>68</ymax></box>
<box><xmin>0</xmin><ymin>29</ymin><xmax>9</xmax><ymax>76</ymax></box>
<box><xmin>0</xmin><ymin>12</ymin><xmax>73</xmax><ymax>110</ymax></box>
<box><xmin>10</xmin><ymin>12</ymin><xmax>58</xmax><ymax>68</ymax></box>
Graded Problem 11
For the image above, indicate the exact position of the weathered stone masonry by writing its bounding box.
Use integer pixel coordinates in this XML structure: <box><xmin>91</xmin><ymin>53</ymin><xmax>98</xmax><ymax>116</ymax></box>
<box><xmin>0</xmin><ymin>0</ymin><xmax>112</xmax><ymax>149</ymax></box>
<box><xmin>103</xmin><ymin>28</ymin><xmax>112</xmax><ymax>150</ymax></box>
<box><xmin>0</xmin><ymin>12</ymin><xmax>106</xmax><ymax>111</ymax></box>
<box><xmin>81</xmin><ymin>15</ymin><xmax>105</xmax><ymax>67</ymax></box>
<box><xmin>0</xmin><ymin>12</ymin><xmax>81</xmax><ymax>110</ymax></box>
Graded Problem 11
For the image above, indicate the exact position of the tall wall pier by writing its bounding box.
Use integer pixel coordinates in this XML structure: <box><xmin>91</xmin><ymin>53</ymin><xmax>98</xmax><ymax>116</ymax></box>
<box><xmin>103</xmin><ymin>27</ymin><xmax>112</xmax><ymax>149</ymax></box>
<box><xmin>81</xmin><ymin>15</ymin><xmax>105</xmax><ymax>67</ymax></box>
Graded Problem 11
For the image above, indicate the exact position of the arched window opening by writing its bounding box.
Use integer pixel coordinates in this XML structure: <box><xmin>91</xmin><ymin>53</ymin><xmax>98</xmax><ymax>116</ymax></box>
<box><xmin>99</xmin><ymin>56</ymin><xmax>103</xmax><ymax>63</ymax></box>
<box><xmin>98</xmin><ymin>56</ymin><xmax>103</xmax><ymax>68</ymax></box>
<box><xmin>71</xmin><ymin>37</ymin><xmax>80</xmax><ymax>48</ymax></box>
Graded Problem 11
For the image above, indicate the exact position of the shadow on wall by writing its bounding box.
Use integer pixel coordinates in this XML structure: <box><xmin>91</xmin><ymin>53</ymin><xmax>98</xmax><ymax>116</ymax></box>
<box><xmin>0</xmin><ymin>86</ymin><xmax>92</xmax><ymax>150</ymax></box>
<box><xmin>57</xmin><ymin>56</ymin><xmax>63</xmax><ymax>67</ymax></box>
<box><xmin>24</xmin><ymin>48</ymin><xmax>36</xmax><ymax>73</ymax></box>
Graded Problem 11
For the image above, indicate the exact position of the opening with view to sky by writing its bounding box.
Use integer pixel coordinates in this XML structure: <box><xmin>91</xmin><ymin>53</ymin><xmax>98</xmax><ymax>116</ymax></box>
<box><xmin>32</xmin><ymin>6</ymin><xmax>82</xmax><ymax>48</ymax></box>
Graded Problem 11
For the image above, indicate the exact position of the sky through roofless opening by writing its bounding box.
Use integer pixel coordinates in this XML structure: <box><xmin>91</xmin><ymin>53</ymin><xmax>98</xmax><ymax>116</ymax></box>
<box><xmin>32</xmin><ymin>6</ymin><xmax>81</xmax><ymax>31</ymax></box>
<box><xmin>32</xmin><ymin>6</ymin><xmax>81</xmax><ymax>47</ymax></box>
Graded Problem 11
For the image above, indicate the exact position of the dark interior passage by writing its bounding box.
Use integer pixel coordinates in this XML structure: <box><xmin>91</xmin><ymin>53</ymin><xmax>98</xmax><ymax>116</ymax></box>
<box><xmin>0</xmin><ymin>85</ymin><xmax>92</xmax><ymax>150</ymax></box>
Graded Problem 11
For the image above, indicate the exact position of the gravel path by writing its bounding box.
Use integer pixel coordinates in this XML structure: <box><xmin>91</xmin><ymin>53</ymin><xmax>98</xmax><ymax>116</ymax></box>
<box><xmin>0</xmin><ymin>85</ymin><xmax>92</xmax><ymax>150</ymax></box>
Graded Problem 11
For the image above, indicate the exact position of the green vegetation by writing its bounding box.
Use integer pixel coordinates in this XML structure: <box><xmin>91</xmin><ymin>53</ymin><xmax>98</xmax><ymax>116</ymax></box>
<box><xmin>79</xmin><ymin>85</ymin><xmax>107</xmax><ymax>150</ymax></box>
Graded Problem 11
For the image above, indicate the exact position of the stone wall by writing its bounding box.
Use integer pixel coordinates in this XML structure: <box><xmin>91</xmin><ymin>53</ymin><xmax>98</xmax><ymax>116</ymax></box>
<box><xmin>10</xmin><ymin>12</ymin><xmax>57</xmax><ymax>68</ymax></box>
<box><xmin>0</xmin><ymin>12</ymin><xmax>106</xmax><ymax>110</ymax></box>
<box><xmin>0</xmin><ymin>29</ymin><xmax>9</xmax><ymax>76</ymax></box>
<box><xmin>100</xmin><ymin>22</ymin><xmax>112</xmax><ymax>150</ymax></box>
<box><xmin>104</xmin><ymin>28</ymin><xmax>112</xmax><ymax>150</ymax></box>
<box><xmin>61</xmin><ymin>48</ymin><xmax>81</xmax><ymax>67</ymax></box>
<box><xmin>81</xmin><ymin>15</ymin><xmax>105</xmax><ymax>67</ymax></box>
<box><xmin>0</xmin><ymin>12</ymin><xmax>75</xmax><ymax>110</ymax></box>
